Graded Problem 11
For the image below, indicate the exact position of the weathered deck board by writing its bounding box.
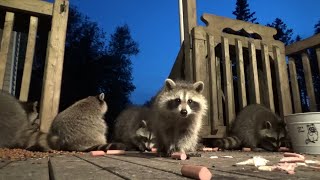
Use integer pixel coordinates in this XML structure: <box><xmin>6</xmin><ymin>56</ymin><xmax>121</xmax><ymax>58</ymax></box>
<box><xmin>77</xmin><ymin>153</ymin><xmax>189</xmax><ymax>179</ymax></box>
<box><xmin>49</xmin><ymin>155</ymin><xmax>123</xmax><ymax>180</ymax></box>
<box><xmin>0</xmin><ymin>151</ymin><xmax>319</xmax><ymax>180</ymax></box>
<box><xmin>0</xmin><ymin>158</ymin><xmax>49</xmax><ymax>180</ymax></box>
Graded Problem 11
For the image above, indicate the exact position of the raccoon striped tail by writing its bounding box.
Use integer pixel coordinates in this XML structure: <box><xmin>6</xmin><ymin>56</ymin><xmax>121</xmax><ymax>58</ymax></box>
<box><xmin>214</xmin><ymin>136</ymin><xmax>242</xmax><ymax>150</ymax></box>
<box><xmin>83</xmin><ymin>143</ymin><xmax>126</xmax><ymax>152</ymax></box>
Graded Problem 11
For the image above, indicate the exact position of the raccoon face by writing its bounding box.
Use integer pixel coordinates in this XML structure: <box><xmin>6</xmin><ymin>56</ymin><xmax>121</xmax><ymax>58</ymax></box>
<box><xmin>136</xmin><ymin>120</ymin><xmax>156</xmax><ymax>150</ymax></box>
<box><xmin>159</xmin><ymin>79</ymin><xmax>206</xmax><ymax>118</ymax></box>
<box><xmin>259</xmin><ymin>120</ymin><xmax>287</xmax><ymax>151</ymax></box>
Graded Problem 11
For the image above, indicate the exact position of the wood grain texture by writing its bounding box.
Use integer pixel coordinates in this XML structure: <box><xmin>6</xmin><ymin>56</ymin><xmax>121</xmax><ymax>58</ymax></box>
<box><xmin>19</xmin><ymin>16</ymin><xmax>38</xmax><ymax>101</ymax></box>
<box><xmin>0</xmin><ymin>0</ymin><xmax>53</xmax><ymax>16</ymax></box>
<box><xmin>40</xmin><ymin>0</ymin><xmax>69</xmax><ymax>133</ymax></box>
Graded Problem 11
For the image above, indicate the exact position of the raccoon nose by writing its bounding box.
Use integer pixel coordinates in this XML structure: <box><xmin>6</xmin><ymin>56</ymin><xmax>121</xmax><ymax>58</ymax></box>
<box><xmin>180</xmin><ymin>109</ymin><xmax>188</xmax><ymax>116</ymax></box>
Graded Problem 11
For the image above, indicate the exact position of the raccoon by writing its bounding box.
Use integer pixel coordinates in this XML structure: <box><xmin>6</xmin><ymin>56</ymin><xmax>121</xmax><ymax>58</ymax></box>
<box><xmin>48</xmin><ymin>93</ymin><xmax>123</xmax><ymax>151</ymax></box>
<box><xmin>113</xmin><ymin>106</ymin><xmax>155</xmax><ymax>151</ymax></box>
<box><xmin>151</xmin><ymin>79</ymin><xmax>208</xmax><ymax>156</ymax></box>
<box><xmin>0</xmin><ymin>91</ymin><xmax>51</xmax><ymax>151</ymax></box>
<box><xmin>20</xmin><ymin>101</ymin><xmax>40</xmax><ymax>129</ymax></box>
<box><xmin>214</xmin><ymin>104</ymin><xmax>287</xmax><ymax>151</ymax></box>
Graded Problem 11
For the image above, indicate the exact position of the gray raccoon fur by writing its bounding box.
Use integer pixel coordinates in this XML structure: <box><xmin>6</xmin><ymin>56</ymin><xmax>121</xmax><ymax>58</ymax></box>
<box><xmin>0</xmin><ymin>91</ymin><xmax>51</xmax><ymax>151</ymax></box>
<box><xmin>113</xmin><ymin>106</ymin><xmax>155</xmax><ymax>151</ymax></box>
<box><xmin>214</xmin><ymin>104</ymin><xmax>287</xmax><ymax>151</ymax></box>
<box><xmin>151</xmin><ymin>79</ymin><xmax>208</xmax><ymax>155</ymax></box>
<box><xmin>48</xmin><ymin>93</ymin><xmax>122</xmax><ymax>151</ymax></box>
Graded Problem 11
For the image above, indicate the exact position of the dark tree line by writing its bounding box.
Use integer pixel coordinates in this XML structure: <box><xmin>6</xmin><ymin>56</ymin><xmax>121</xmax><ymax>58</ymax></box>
<box><xmin>20</xmin><ymin>6</ymin><xmax>139</xmax><ymax>136</ymax></box>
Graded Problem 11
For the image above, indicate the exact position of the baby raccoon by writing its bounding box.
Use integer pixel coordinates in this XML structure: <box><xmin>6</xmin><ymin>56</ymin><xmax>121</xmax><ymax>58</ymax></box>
<box><xmin>0</xmin><ymin>91</ymin><xmax>50</xmax><ymax>151</ymax></box>
<box><xmin>113</xmin><ymin>106</ymin><xmax>155</xmax><ymax>151</ymax></box>
<box><xmin>151</xmin><ymin>79</ymin><xmax>208</xmax><ymax>156</ymax></box>
<box><xmin>48</xmin><ymin>93</ymin><xmax>123</xmax><ymax>151</ymax></box>
<box><xmin>214</xmin><ymin>104</ymin><xmax>287</xmax><ymax>151</ymax></box>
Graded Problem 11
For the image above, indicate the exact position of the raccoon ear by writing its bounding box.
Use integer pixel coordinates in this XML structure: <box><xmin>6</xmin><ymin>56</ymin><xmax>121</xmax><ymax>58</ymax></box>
<box><xmin>165</xmin><ymin>79</ymin><xmax>176</xmax><ymax>91</ymax></box>
<box><xmin>265</xmin><ymin>121</ymin><xmax>272</xmax><ymax>129</ymax></box>
<box><xmin>33</xmin><ymin>101</ymin><xmax>38</xmax><ymax>112</ymax></box>
<box><xmin>98</xmin><ymin>93</ymin><xmax>105</xmax><ymax>101</ymax></box>
<box><xmin>141</xmin><ymin>120</ymin><xmax>147</xmax><ymax>128</ymax></box>
<box><xmin>193</xmin><ymin>81</ymin><xmax>204</xmax><ymax>93</ymax></box>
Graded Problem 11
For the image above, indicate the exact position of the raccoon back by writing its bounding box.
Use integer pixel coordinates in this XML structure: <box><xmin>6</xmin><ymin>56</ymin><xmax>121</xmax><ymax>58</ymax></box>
<box><xmin>217</xmin><ymin>104</ymin><xmax>284</xmax><ymax>151</ymax></box>
<box><xmin>49</xmin><ymin>94</ymin><xmax>108</xmax><ymax>151</ymax></box>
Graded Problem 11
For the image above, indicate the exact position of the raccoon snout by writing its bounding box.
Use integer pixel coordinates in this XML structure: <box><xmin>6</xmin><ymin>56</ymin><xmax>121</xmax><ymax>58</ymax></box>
<box><xmin>180</xmin><ymin>109</ymin><xmax>188</xmax><ymax>116</ymax></box>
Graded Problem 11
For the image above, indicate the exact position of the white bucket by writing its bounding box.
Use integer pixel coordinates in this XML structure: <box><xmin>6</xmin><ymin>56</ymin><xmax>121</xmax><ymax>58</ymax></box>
<box><xmin>285</xmin><ymin>112</ymin><xmax>320</xmax><ymax>154</ymax></box>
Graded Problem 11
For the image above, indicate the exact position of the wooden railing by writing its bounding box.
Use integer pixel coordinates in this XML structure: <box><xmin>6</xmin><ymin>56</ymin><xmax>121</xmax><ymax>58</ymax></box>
<box><xmin>169</xmin><ymin>12</ymin><xmax>293</xmax><ymax>138</ymax></box>
<box><xmin>286</xmin><ymin>34</ymin><xmax>320</xmax><ymax>112</ymax></box>
<box><xmin>0</xmin><ymin>0</ymin><xmax>69</xmax><ymax>133</ymax></box>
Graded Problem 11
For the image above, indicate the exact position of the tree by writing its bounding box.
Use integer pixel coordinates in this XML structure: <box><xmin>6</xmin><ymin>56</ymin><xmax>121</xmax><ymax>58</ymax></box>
<box><xmin>103</xmin><ymin>24</ymin><xmax>139</xmax><ymax>134</ymax></box>
<box><xmin>232</xmin><ymin>0</ymin><xmax>257</xmax><ymax>23</ymax></box>
<box><xmin>314</xmin><ymin>20</ymin><xmax>320</xmax><ymax>34</ymax></box>
<box><xmin>266</xmin><ymin>18</ymin><xmax>293</xmax><ymax>45</ymax></box>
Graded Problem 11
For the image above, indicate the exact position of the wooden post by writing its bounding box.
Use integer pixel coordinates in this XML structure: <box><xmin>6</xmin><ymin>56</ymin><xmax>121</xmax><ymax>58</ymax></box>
<box><xmin>235</xmin><ymin>39</ymin><xmax>247</xmax><ymax>108</ymax></box>
<box><xmin>0</xmin><ymin>12</ymin><xmax>14</xmax><ymax>90</ymax></box>
<box><xmin>288</xmin><ymin>57</ymin><xmax>302</xmax><ymax>113</ymax></box>
<box><xmin>301</xmin><ymin>53</ymin><xmax>317</xmax><ymax>111</ymax></box>
<box><xmin>261</xmin><ymin>43</ymin><xmax>275</xmax><ymax>112</ymax></box>
<box><xmin>316</xmin><ymin>48</ymin><xmax>320</xmax><ymax>75</ymax></box>
<box><xmin>182</xmin><ymin>0</ymin><xmax>197</xmax><ymax>81</ymax></box>
<box><xmin>40</xmin><ymin>0</ymin><xmax>69</xmax><ymax>133</ymax></box>
<box><xmin>248</xmin><ymin>41</ymin><xmax>260</xmax><ymax>104</ymax></box>
<box><xmin>207</xmin><ymin>34</ymin><xmax>219</xmax><ymax>135</ymax></box>
<box><xmin>222</xmin><ymin>37</ymin><xmax>235</xmax><ymax>131</ymax></box>
<box><xmin>192</xmin><ymin>27</ymin><xmax>210</xmax><ymax>136</ymax></box>
<box><xmin>19</xmin><ymin>16</ymin><xmax>38</xmax><ymax>101</ymax></box>
<box><xmin>273</xmin><ymin>46</ymin><xmax>292</xmax><ymax>117</ymax></box>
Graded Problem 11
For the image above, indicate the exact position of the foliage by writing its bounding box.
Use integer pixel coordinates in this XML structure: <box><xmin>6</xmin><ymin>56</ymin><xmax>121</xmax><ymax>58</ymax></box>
<box><xmin>24</xmin><ymin>6</ymin><xmax>139</xmax><ymax>132</ymax></box>
<box><xmin>266</xmin><ymin>18</ymin><xmax>293</xmax><ymax>45</ymax></box>
<box><xmin>314</xmin><ymin>20</ymin><xmax>320</xmax><ymax>34</ymax></box>
<box><xmin>232</xmin><ymin>0</ymin><xmax>257</xmax><ymax>23</ymax></box>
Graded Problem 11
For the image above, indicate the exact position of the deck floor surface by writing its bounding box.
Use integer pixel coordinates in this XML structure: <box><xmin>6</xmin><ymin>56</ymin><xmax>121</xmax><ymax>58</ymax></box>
<box><xmin>1</xmin><ymin>151</ymin><xmax>319</xmax><ymax>179</ymax></box>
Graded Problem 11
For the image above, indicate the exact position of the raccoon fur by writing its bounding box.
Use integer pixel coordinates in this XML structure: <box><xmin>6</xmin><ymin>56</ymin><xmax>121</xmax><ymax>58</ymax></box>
<box><xmin>0</xmin><ymin>91</ymin><xmax>51</xmax><ymax>151</ymax></box>
<box><xmin>151</xmin><ymin>79</ymin><xmax>208</xmax><ymax>156</ymax></box>
<box><xmin>113</xmin><ymin>106</ymin><xmax>155</xmax><ymax>151</ymax></box>
<box><xmin>214</xmin><ymin>104</ymin><xmax>287</xmax><ymax>151</ymax></box>
<box><xmin>48</xmin><ymin>93</ymin><xmax>123</xmax><ymax>151</ymax></box>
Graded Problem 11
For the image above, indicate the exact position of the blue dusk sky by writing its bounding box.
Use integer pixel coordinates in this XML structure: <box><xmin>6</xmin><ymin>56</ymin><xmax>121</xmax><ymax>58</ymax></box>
<box><xmin>72</xmin><ymin>0</ymin><xmax>320</xmax><ymax>105</ymax></box>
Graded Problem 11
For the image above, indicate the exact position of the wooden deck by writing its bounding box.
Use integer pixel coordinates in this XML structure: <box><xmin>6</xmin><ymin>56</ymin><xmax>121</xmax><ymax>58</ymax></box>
<box><xmin>1</xmin><ymin>151</ymin><xmax>319</xmax><ymax>179</ymax></box>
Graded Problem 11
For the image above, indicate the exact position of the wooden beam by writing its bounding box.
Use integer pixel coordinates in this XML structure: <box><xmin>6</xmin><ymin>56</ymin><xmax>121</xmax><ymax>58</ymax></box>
<box><xmin>207</xmin><ymin>34</ymin><xmax>219</xmax><ymax>135</ymax></box>
<box><xmin>316</xmin><ymin>48</ymin><xmax>320</xmax><ymax>75</ymax></box>
<box><xmin>261</xmin><ymin>43</ymin><xmax>275</xmax><ymax>112</ymax></box>
<box><xmin>288</xmin><ymin>58</ymin><xmax>302</xmax><ymax>113</ymax></box>
<box><xmin>40</xmin><ymin>0</ymin><xmax>69</xmax><ymax>133</ymax></box>
<box><xmin>301</xmin><ymin>53</ymin><xmax>317</xmax><ymax>111</ymax></box>
<box><xmin>216</xmin><ymin>57</ymin><xmax>224</xmax><ymax>126</ymax></box>
<box><xmin>0</xmin><ymin>12</ymin><xmax>14</xmax><ymax>90</ymax></box>
<box><xmin>182</xmin><ymin>0</ymin><xmax>197</xmax><ymax>81</ymax></box>
<box><xmin>285</xmin><ymin>33</ymin><xmax>320</xmax><ymax>56</ymax></box>
<box><xmin>222</xmin><ymin>37</ymin><xmax>235</xmax><ymax>131</ymax></box>
<box><xmin>273</xmin><ymin>46</ymin><xmax>293</xmax><ymax>117</ymax></box>
<box><xmin>235</xmin><ymin>39</ymin><xmax>247</xmax><ymax>108</ymax></box>
<box><xmin>192</xmin><ymin>27</ymin><xmax>210</xmax><ymax>136</ymax></box>
<box><xmin>0</xmin><ymin>0</ymin><xmax>53</xmax><ymax>16</ymax></box>
<box><xmin>19</xmin><ymin>16</ymin><xmax>38</xmax><ymax>101</ymax></box>
<box><xmin>248</xmin><ymin>41</ymin><xmax>260</xmax><ymax>104</ymax></box>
